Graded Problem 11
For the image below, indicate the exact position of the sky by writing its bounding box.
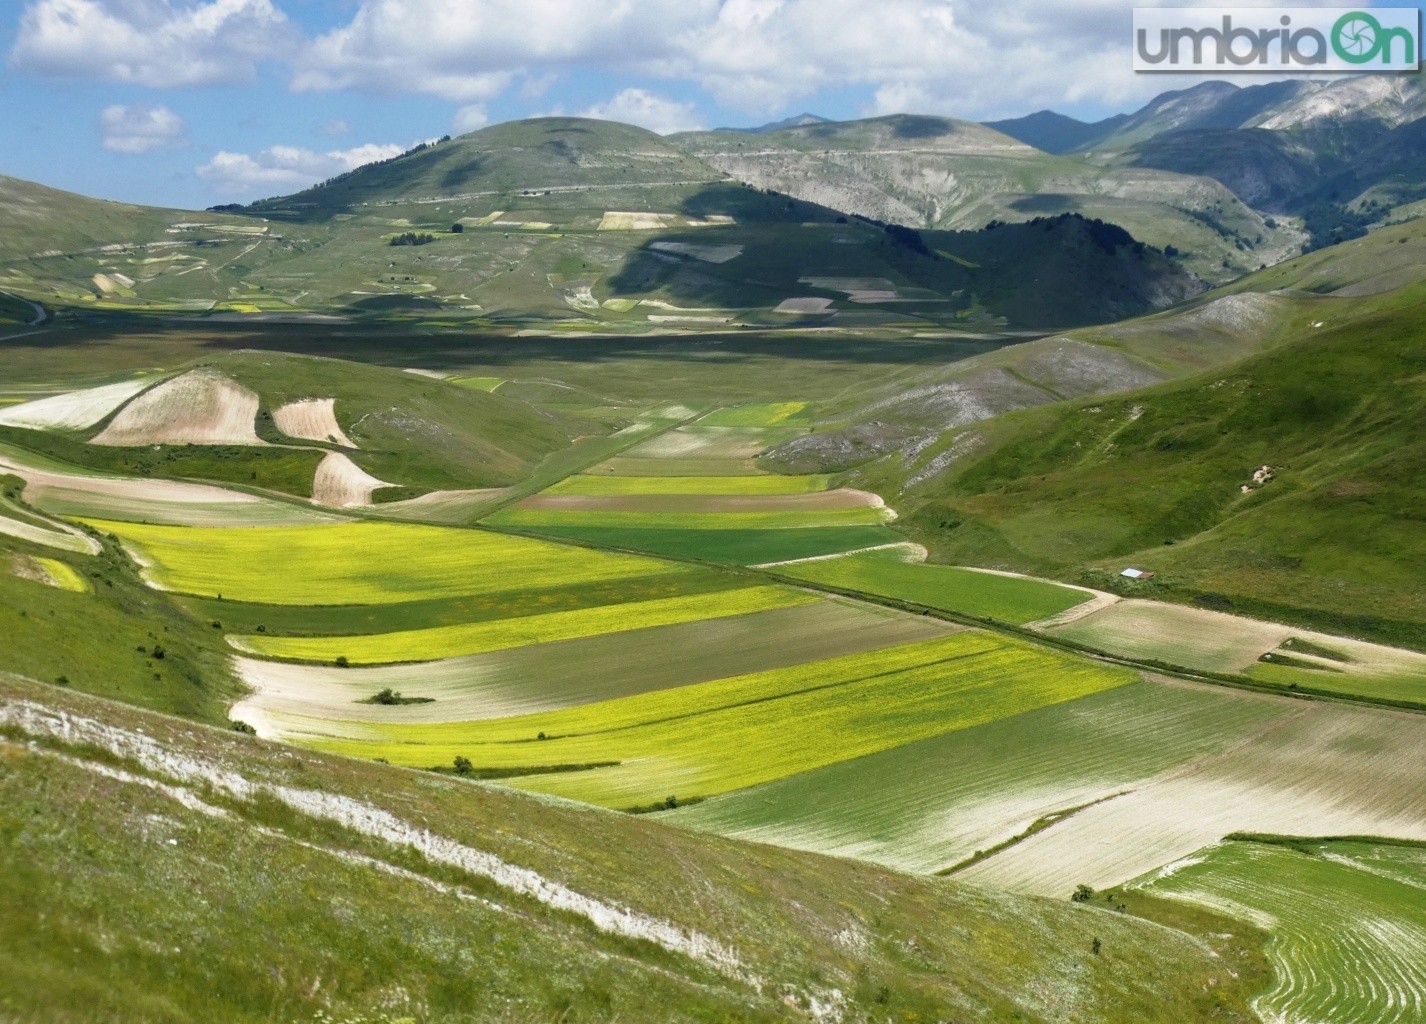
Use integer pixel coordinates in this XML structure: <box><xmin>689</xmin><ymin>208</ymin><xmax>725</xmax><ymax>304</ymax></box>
<box><xmin>0</xmin><ymin>0</ymin><xmax>1420</xmax><ymax>209</ymax></box>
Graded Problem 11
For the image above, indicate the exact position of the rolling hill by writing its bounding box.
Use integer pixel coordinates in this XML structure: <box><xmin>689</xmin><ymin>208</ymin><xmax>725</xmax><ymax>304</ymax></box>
<box><xmin>0</xmin><ymin>118</ymin><xmax>1204</xmax><ymax>333</ymax></box>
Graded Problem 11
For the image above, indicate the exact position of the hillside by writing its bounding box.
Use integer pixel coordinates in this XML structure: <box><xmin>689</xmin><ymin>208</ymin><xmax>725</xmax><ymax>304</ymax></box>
<box><xmin>0</xmin><ymin>674</ymin><xmax>1267</xmax><ymax>1023</ymax></box>
<box><xmin>0</xmin><ymin>119</ymin><xmax>1203</xmax><ymax>334</ymax></box>
<box><xmin>787</xmin><ymin>229</ymin><xmax>1426</xmax><ymax>648</ymax></box>
<box><xmin>669</xmin><ymin>114</ymin><xmax>1300</xmax><ymax>282</ymax></box>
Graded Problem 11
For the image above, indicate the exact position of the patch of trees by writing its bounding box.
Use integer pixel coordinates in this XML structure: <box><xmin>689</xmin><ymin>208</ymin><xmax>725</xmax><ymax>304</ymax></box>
<box><xmin>390</xmin><ymin>232</ymin><xmax>436</xmax><ymax>247</ymax></box>
<box><xmin>849</xmin><ymin>212</ymin><xmax>937</xmax><ymax>258</ymax></box>
<box><xmin>1301</xmin><ymin>200</ymin><xmax>1377</xmax><ymax>251</ymax></box>
<box><xmin>206</xmin><ymin>203</ymin><xmax>245</xmax><ymax>213</ymax></box>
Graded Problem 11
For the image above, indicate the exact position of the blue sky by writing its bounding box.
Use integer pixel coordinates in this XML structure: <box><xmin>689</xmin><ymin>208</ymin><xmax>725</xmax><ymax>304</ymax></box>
<box><xmin>1</xmin><ymin>1</ymin><xmax>1420</xmax><ymax>210</ymax></box>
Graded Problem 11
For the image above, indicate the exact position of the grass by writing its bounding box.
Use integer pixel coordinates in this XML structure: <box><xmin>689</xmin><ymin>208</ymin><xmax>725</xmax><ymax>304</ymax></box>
<box><xmin>488</xmin><ymin>506</ymin><xmax>886</xmax><ymax>530</ymax></box>
<box><xmin>0</xmin><ymin>673</ymin><xmax>1268</xmax><ymax>1024</ymax></box>
<box><xmin>1247</xmin><ymin>660</ymin><xmax>1426</xmax><ymax>706</ymax></box>
<box><xmin>547</xmin><ymin>474</ymin><xmax>831</xmax><ymax>496</ymax></box>
<box><xmin>777</xmin><ymin>550</ymin><xmax>1091</xmax><ymax>624</ymax></box>
<box><xmin>89</xmin><ymin>520</ymin><xmax>681</xmax><ymax>605</ymax></box>
<box><xmin>0</xmin><ymin>538</ymin><xmax>238</xmax><ymax>722</ymax></box>
<box><xmin>503</xmin><ymin>523</ymin><xmax>904</xmax><ymax>565</ymax></box>
<box><xmin>236</xmin><ymin>584</ymin><xmax>816</xmax><ymax>664</ymax></box>
<box><xmin>313</xmin><ymin>631</ymin><xmax>1135</xmax><ymax>808</ymax></box>
<box><xmin>887</xmin><ymin>281</ymin><xmax>1426</xmax><ymax>650</ymax></box>
<box><xmin>671</xmin><ymin>680</ymin><xmax>1291</xmax><ymax>873</ymax></box>
<box><xmin>1138</xmin><ymin>837</ymin><xmax>1426</xmax><ymax>1024</ymax></box>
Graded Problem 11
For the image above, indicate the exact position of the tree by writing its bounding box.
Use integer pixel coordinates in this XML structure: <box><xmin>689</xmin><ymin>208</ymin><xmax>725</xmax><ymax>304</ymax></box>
<box><xmin>453</xmin><ymin>755</ymin><xmax>473</xmax><ymax>775</ymax></box>
<box><xmin>1091</xmin><ymin>937</ymin><xmax>1102</xmax><ymax>956</ymax></box>
<box><xmin>451</xmin><ymin>222</ymin><xmax>464</xmax><ymax>233</ymax></box>
<box><xmin>1071</xmin><ymin>884</ymin><xmax>1095</xmax><ymax>903</ymax></box>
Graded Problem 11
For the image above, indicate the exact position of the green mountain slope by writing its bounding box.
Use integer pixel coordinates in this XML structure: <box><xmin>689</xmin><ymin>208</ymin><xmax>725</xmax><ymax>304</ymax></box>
<box><xmin>823</xmin><ymin>239</ymin><xmax>1426</xmax><ymax>647</ymax></box>
<box><xmin>0</xmin><ymin>673</ymin><xmax>1267</xmax><ymax>1024</ymax></box>
<box><xmin>670</xmin><ymin>114</ymin><xmax>1301</xmax><ymax>282</ymax></box>
<box><xmin>0</xmin><ymin>116</ymin><xmax>1203</xmax><ymax>333</ymax></box>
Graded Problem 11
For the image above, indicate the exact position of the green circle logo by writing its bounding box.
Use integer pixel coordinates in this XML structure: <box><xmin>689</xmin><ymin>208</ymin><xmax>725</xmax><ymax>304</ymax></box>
<box><xmin>1333</xmin><ymin>11</ymin><xmax>1385</xmax><ymax>63</ymax></box>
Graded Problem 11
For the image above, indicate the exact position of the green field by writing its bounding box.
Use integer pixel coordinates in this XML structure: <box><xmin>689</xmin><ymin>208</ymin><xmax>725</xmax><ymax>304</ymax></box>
<box><xmin>237</xmin><ymin>584</ymin><xmax>815</xmax><ymax>664</ymax></box>
<box><xmin>314</xmin><ymin>632</ymin><xmax>1134</xmax><ymax>808</ymax></box>
<box><xmin>91</xmin><ymin>520</ymin><xmax>680</xmax><ymax>604</ymax></box>
<box><xmin>489</xmin><ymin>506</ymin><xmax>886</xmax><ymax>530</ymax></box>
<box><xmin>1139</xmin><ymin>838</ymin><xmax>1426</xmax><ymax>1024</ymax></box>
<box><xmin>548</xmin><ymin>473</ymin><xmax>831</xmax><ymax>496</ymax></box>
<box><xmin>777</xmin><ymin>549</ymin><xmax>1091</xmax><ymax>624</ymax></box>
<box><xmin>505</xmin><ymin>523</ymin><xmax>904</xmax><ymax>564</ymax></box>
<box><xmin>671</xmin><ymin>680</ymin><xmax>1291</xmax><ymax>872</ymax></box>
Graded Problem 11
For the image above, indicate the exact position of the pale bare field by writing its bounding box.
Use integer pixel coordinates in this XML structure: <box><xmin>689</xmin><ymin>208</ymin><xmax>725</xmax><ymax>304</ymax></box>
<box><xmin>1</xmin><ymin>452</ymin><xmax>339</xmax><ymax>527</ymax></box>
<box><xmin>0</xmin><ymin>507</ymin><xmax>99</xmax><ymax>554</ymax></box>
<box><xmin>366</xmin><ymin>488</ymin><xmax>506</xmax><ymax>524</ymax></box>
<box><xmin>958</xmin><ymin>695</ymin><xmax>1426</xmax><ymax>896</ymax></box>
<box><xmin>773</xmin><ymin>297</ymin><xmax>834</xmax><ymax>314</ymax></box>
<box><xmin>91</xmin><ymin>369</ymin><xmax>263</xmax><ymax>446</ymax></box>
<box><xmin>625</xmin><ymin>427</ymin><xmax>775</xmax><ymax>460</ymax></box>
<box><xmin>647</xmin><ymin>241</ymin><xmax>743</xmax><ymax>263</ymax></box>
<box><xmin>311</xmin><ymin>452</ymin><xmax>394</xmax><ymax>508</ymax></box>
<box><xmin>0</xmin><ymin>377</ymin><xmax>157</xmax><ymax>431</ymax></box>
<box><xmin>1041</xmin><ymin>597</ymin><xmax>1426</xmax><ymax>682</ymax></box>
<box><xmin>272</xmin><ymin>398</ymin><xmax>356</xmax><ymax>447</ymax></box>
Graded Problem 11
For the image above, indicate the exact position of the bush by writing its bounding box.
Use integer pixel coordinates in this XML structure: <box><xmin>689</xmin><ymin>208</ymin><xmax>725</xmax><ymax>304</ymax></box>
<box><xmin>389</xmin><ymin>232</ymin><xmax>436</xmax><ymax>247</ymax></box>
<box><xmin>1071</xmin><ymin>884</ymin><xmax>1095</xmax><ymax>903</ymax></box>
<box><xmin>453</xmin><ymin>755</ymin><xmax>473</xmax><ymax>776</ymax></box>
<box><xmin>450</xmin><ymin>222</ymin><xmax>464</xmax><ymax>233</ymax></box>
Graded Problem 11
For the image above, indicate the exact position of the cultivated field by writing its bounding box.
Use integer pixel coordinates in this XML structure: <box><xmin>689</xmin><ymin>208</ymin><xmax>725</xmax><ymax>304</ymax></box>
<box><xmin>235</xmin><ymin>584</ymin><xmax>815</xmax><ymax>664</ymax></box>
<box><xmin>0</xmin><ymin>377</ymin><xmax>158</xmax><ymax>430</ymax></box>
<box><xmin>91</xmin><ymin>368</ymin><xmax>264</xmax><ymax>447</ymax></box>
<box><xmin>1139</xmin><ymin>838</ymin><xmax>1426</xmax><ymax>1024</ymax></box>
<box><xmin>92</xmin><ymin>520</ymin><xmax>682</xmax><ymax>604</ymax></box>
<box><xmin>1042</xmin><ymin>599</ymin><xmax>1426</xmax><ymax>704</ymax></box>
<box><xmin>778</xmin><ymin>549</ymin><xmax>1093</xmax><ymax>624</ymax></box>
<box><xmin>233</xmin><ymin>599</ymin><xmax>954</xmax><ymax>740</ymax></box>
<box><xmin>671</xmin><ymin>680</ymin><xmax>1291</xmax><ymax>873</ymax></box>
<box><xmin>272</xmin><ymin>397</ymin><xmax>356</xmax><ymax>447</ymax></box>
<box><xmin>311</xmin><ymin>632</ymin><xmax>1134</xmax><ymax>808</ymax></box>
<box><xmin>956</xmin><ymin>697</ymin><xmax>1426</xmax><ymax>895</ymax></box>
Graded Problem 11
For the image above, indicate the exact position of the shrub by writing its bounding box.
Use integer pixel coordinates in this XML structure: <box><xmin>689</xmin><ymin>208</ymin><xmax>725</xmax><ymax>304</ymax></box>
<box><xmin>453</xmin><ymin>755</ymin><xmax>473</xmax><ymax>776</ymax></box>
<box><xmin>1071</xmin><ymin>884</ymin><xmax>1095</xmax><ymax>903</ymax></box>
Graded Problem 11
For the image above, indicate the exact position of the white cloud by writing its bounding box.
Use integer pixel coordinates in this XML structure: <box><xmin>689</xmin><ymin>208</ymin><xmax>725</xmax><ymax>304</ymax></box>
<box><xmin>316</xmin><ymin>119</ymin><xmax>352</xmax><ymax>137</ymax></box>
<box><xmin>10</xmin><ymin>0</ymin><xmax>297</xmax><ymax>87</ymax></box>
<box><xmin>99</xmin><ymin>104</ymin><xmax>187</xmax><ymax>153</ymax></box>
<box><xmin>291</xmin><ymin>0</ymin><xmax>714</xmax><ymax>101</ymax></box>
<box><xmin>282</xmin><ymin>0</ymin><xmax>1188</xmax><ymax>121</ymax></box>
<box><xmin>579</xmin><ymin>88</ymin><xmax>704</xmax><ymax>135</ymax></box>
<box><xmin>195</xmin><ymin>141</ymin><xmax>406</xmax><ymax>199</ymax></box>
<box><xmin>452</xmin><ymin>104</ymin><xmax>489</xmax><ymax>135</ymax></box>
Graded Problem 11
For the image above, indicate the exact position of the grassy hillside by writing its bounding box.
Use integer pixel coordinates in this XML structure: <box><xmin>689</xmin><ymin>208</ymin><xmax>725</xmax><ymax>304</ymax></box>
<box><xmin>0</xmin><ymin>673</ymin><xmax>1269</xmax><ymax>1024</ymax></box>
<box><xmin>670</xmin><ymin>114</ymin><xmax>1301</xmax><ymax>282</ymax></box>
<box><xmin>866</xmin><ymin>275</ymin><xmax>1426</xmax><ymax>648</ymax></box>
